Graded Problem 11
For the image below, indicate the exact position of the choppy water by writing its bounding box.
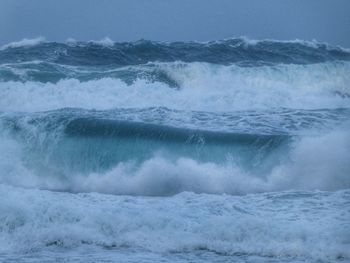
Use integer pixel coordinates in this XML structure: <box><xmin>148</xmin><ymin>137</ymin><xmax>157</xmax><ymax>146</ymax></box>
<box><xmin>0</xmin><ymin>37</ymin><xmax>349</xmax><ymax>262</ymax></box>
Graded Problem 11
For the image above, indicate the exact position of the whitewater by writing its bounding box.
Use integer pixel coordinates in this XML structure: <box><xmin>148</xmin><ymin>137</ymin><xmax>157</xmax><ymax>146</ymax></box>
<box><xmin>0</xmin><ymin>37</ymin><xmax>349</xmax><ymax>262</ymax></box>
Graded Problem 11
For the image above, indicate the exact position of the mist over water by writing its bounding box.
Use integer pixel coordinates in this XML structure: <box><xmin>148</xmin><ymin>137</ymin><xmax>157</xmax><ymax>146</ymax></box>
<box><xmin>0</xmin><ymin>38</ymin><xmax>349</xmax><ymax>262</ymax></box>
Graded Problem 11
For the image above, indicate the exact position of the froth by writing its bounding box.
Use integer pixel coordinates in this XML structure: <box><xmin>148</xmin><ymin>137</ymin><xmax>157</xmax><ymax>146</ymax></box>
<box><xmin>0</xmin><ymin>184</ymin><xmax>348</xmax><ymax>261</ymax></box>
<box><xmin>0</xmin><ymin>62</ymin><xmax>349</xmax><ymax>112</ymax></box>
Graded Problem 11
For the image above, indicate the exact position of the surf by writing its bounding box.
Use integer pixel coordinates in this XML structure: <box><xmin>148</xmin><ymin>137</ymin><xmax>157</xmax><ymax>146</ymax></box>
<box><xmin>0</xmin><ymin>38</ymin><xmax>349</xmax><ymax>262</ymax></box>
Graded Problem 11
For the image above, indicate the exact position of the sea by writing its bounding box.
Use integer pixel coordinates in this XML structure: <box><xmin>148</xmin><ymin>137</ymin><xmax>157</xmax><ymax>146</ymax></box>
<box><xmin>0</xmin><ymin>37</ymin><xmax>349</xmax><ymax>262</ymax></box>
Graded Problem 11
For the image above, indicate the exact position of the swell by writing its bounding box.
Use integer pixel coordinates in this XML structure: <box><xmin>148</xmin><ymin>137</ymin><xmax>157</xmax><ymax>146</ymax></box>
<box><xmin>1</xmin><ymin>38</ymin><xmax>349</xmax><ymax>68</ymax></box>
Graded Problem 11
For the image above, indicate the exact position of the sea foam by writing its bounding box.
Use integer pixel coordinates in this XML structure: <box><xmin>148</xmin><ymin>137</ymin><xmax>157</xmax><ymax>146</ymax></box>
<box><xmin>0</xmin><ymin>62</ymin><xmax>349</xmax><ymax>112</ymax></box>
<box><xmin>0</xmin><ymin>184</ymin><xmax>348</xmax><ymax>262</ymax></box>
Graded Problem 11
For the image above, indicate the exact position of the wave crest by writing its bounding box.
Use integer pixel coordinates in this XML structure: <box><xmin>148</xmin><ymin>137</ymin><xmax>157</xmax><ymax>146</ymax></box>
<box><xmin>1</xmin><ymin>62</ymin><xmax>349</xmax><ymax>112</ymax></box>
<box><xmin>1</xmin><ymin>37</ymin><xmax>349</xmax><ymax>66</ymax></box>
<box><xmin>0</xmin><ymin>37</ymin><xmax>46</xmax><ymax>50</ymax></box>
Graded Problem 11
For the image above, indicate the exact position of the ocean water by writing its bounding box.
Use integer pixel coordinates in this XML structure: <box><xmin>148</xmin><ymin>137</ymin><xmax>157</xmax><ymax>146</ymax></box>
<box><xmin>0</xmin><ymin>37</ymin><xmax>349</xmax><ymax>262</ymax></box>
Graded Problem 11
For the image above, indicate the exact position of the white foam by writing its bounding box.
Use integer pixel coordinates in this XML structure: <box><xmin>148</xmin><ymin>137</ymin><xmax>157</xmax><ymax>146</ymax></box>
<box><xmin>267</xmin><ymin>129</ymin><xmax>350</xmax><ymax>191</ymax></box>
<box><xmin>89</xmin><ymin>37</ymin><xmax>114</xmax><ymax>47</ymax></box>
<box><xmin>65</xmin><ymin>38</ymin><xmax>77</xmax><ymax>45</ymax></box>
<box><xmin>0</xmin><ymin>62</ymin><xmax>349</xmax><ymax>112</ymax></box>
<box><xmin>0</xmin><ymin>184</ymin><xmax>348</xmax><ymax>261</ymax></box>
<box><xmin>0</xmin><ymin>37</ymin><xmax>46</xmax><ymax>50</ymax></box>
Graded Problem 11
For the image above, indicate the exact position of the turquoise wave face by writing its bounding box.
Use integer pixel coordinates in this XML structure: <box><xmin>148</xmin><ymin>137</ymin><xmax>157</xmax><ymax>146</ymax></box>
<box><xmin>2</xmin><ymin>111</ymin><xmax>289</xmax><ymax>177</ymax></box>
<box><xmin>0</xmin><ymin>107</ymin><xmax>349</xmax><ymax>195</ymax></box>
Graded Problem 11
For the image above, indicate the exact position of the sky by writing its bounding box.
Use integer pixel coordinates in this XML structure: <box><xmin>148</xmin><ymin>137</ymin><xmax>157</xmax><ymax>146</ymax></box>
<box><xmin>1</xmin><ymin>0</ymin><xmax>350</xmax><ymax>47</ymax></box>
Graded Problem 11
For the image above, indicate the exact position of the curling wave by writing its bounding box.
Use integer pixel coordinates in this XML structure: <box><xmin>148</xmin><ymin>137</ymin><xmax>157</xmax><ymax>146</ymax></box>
<box><xmin>0</xmin><ymin>112</ymin><xmax>349</xmax><ymax>195</ymax></box>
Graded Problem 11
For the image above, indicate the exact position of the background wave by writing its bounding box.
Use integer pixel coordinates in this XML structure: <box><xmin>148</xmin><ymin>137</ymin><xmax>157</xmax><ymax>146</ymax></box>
<box><xmin>1</xmin><ymin>37</ymin><xmax>349</xmax><ymax>66</ymax></box>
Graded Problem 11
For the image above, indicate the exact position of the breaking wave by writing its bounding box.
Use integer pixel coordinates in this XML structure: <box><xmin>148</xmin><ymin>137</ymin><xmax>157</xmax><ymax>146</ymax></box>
<box><xmin>0</xmin><ymin>113</ymin><xmax>349</xmax><ymax>195</ymax></box>
<box><xmin>1</xmin><ymin>37</ymin><xmax>349</xmax><ymax>262</ymax></box>
<box><xmin>0</xmin><ymin>62</ymin><xmax>349</xmax><ymax>111</ymax></box>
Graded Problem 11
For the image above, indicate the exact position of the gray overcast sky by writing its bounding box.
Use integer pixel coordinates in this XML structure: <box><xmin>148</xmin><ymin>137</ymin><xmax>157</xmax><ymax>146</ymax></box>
<box><xmin>1</xmin><ymin>0</ymin><xmax>350</xmax><ymax>47</ymax></box>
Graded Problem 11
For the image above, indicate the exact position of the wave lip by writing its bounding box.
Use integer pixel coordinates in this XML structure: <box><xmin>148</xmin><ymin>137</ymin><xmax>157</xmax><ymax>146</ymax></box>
<box><xmin>64</xmin><ymin>118</ymin><xmax>287</xmax><ymax>144</ymax></box>
<box><xmin>4</xmin><ymin>107</ymin><xmax>349</xmax><ymax>135</ymax></box>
